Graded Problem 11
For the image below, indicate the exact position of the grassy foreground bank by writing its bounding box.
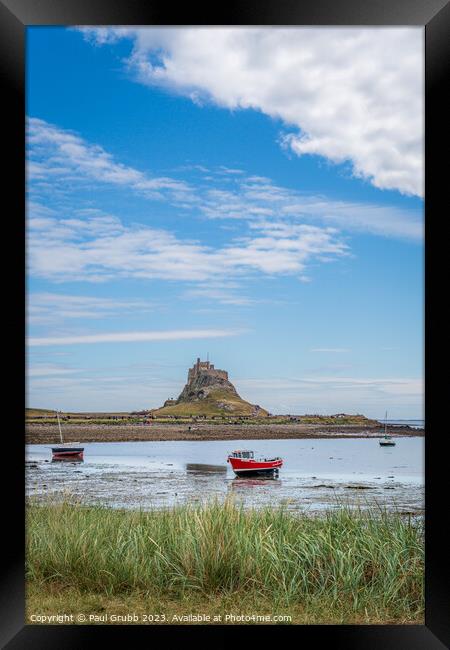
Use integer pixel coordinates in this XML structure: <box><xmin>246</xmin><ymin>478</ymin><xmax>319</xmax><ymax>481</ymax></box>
<box><xmin>26</xmin><ymin>499</ymin><xmax>424</xmax><ymax>624</ymax></box>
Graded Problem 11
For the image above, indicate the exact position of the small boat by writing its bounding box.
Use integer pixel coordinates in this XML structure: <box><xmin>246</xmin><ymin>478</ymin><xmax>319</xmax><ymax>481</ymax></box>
<box><xmin>227</xmin><ymin>450</ymin><xmax>283</xmax><ymax>477</ymax></box>
<box><xmin>51</xmin><ymin>446</ymin><xmax>84</xmax><ymax>460</ymax></box>
<box><xmin>379</xmin><ymin>411</ymin><xmax>396</xmax><ymax>446</ymax></box>
<box><xmin>51</xmin><ymin>411</ymin><xmax>84</xmax><ymax>461</ymax></box>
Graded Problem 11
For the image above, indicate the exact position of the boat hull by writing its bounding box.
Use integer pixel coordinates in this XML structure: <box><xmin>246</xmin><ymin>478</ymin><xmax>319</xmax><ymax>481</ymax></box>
<box><xmin>228</xmin><ymin>457</ymin><xmax>282</xmax><ymax>477</ymax></box>
<box><xmin>51</xmin><ymin>447</ymin><xmax>84</xmax><ymax>460</ymax></box>
<box><xmin>233</xmin><ymin>468</ymin><xmax>280</xmax><ymax>477</ymax></box>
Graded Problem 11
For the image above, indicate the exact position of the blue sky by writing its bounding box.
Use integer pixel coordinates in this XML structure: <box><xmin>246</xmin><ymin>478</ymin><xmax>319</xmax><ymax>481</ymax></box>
<box><xmin>26</xmin><ymin>27</ymin><xmax>424</xmax><ymax>418</ymax></box>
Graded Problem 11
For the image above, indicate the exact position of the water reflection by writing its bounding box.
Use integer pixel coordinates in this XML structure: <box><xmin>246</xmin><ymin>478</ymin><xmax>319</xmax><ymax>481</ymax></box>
<box><xmin>231</xmin><ymin>476</ymin><xmax>281</xmax><ymax>485</ymax></box>
<box><xmin>185</xmin><ymin>463</ymin><xmax>227</xmax><ymax>474</ymax></box>
<box><xmin>227</xmin><ymin>477</ymin><xmax>285</xmax><ymax>511</ymax></box>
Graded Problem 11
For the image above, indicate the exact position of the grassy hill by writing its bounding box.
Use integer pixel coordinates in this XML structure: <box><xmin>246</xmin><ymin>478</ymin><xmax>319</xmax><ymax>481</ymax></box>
<box><xmin>150</xmin><ymin>389</ymin><xmax>268</xmax><ymax>417</ymax></box>
<box><xmin>26</xmin><ymin>408</ymin><xmax>377</xmax><ymax>425</ymax></box>
<box><xmin>26</xmin><ymin>408</ymin><xmax>57</xmax><ymax>417</ymax></box>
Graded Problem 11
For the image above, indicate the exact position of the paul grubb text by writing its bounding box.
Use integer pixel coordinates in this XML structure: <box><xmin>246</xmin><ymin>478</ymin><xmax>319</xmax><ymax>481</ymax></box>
<box><xmin>30</xmin><ymin>612</ymin><xmax>292</xmax><ymax>624</ymax></box>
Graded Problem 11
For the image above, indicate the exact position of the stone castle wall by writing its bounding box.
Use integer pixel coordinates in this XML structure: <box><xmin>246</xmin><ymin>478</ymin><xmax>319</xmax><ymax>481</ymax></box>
<box><xmin>187</xmin><ymin>358</ymin><xmax>228</xmax><ymax>383</ymax></box>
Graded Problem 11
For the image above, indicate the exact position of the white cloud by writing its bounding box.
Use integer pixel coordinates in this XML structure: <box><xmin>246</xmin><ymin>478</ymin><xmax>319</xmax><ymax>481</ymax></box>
<box><xmin>27</xmin><ymin>373</ymin><xmax>181</xmax><ymax>412</ymax></box>
<box><xmin>27</xmin><ymin>207</ymin><xmax>348</xmax><ymax>284</ymax></box>
<box><xmin>27</xmin><ymin>364</ymin><xmax>80</xmax><ymax>377</ymax></box>
<box><xmin>182</xmin><ymin>283</ymin><xmax>255</xmax><ymax>306</ymax></box>
<box><xmin>195</xmin><ymin>176</ymin><xmax>423</xmax><ymax>241</ymax></box>
<box><xmin>81</xmin><ymin>27</ymin><xmax>424</xmax><ymax>197</ymax></box>
<box><xmin>311</xmin><ymin>348</ymin><xmax>351</xmax><ymax>353</ymax></box>
<box><xmin>27</xmin><ymin>328</ymin><xmax>243</xmax><ymax>347</ymax></box>
<box><xmin>27</xmin><ymin>118</ymin><xmax>423</xmax><ymax>241</ymax></box>
<box><xmin>27</xmin><ymin>292</ymin><xmax>156</xmax><ymax>324</ymax></box>
<box><xmin>27</xmin><ymin>117</ymin><xmax>192</xmax><ymax>200</ymax></box>
<box><xmin>235</xmin><ymin>375</ymin><xmax>423</xmax><ymax>418</ymax></box>
<box><xmin>28</xmin><ymin>370</ymin><xmax>421</xmax><ymax>415</ymax></box>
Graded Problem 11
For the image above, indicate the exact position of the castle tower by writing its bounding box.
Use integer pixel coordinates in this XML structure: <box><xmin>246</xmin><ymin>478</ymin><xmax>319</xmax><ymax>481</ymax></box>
<box><xmin>187</xmin><ymin>358</ymin><xmax>228</xmax><ymax>382</ymax></box>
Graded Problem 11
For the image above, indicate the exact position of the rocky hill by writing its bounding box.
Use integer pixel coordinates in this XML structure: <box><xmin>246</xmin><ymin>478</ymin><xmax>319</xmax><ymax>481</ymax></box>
<box><xmin>151</xmin><ymin>358</ymin><xmax>268</xmax><ymax>417</ymax></box>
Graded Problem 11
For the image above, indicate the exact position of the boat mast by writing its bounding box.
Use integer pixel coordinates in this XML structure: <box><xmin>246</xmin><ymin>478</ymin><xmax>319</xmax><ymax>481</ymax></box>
<box><xmin>384</xmin><ymin>410</ymin><xmax>388</xmax><ymax>437</ymax></box>
<box><xmin>56</xmin><ymin>410</ymin><xmax>63</xmax><ymax>444</ymax></box>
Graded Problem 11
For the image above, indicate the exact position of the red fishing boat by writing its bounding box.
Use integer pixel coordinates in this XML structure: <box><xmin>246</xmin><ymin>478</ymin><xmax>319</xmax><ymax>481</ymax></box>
<box><xmin>227</xmin><ymin>450</ymin><xmax>283</xmax><ymax>477</ymax></box>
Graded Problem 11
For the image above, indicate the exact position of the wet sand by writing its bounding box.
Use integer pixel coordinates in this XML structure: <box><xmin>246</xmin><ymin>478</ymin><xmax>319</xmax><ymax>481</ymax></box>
<box><xmin>26</xmin><ymin>437</ymin><xmax>424</xmax><ymax>514</ymax></box>
<box><xmin>26</xmin><ymin>422</ymin><xmax>424</xmax><ymax>444</ymax></box>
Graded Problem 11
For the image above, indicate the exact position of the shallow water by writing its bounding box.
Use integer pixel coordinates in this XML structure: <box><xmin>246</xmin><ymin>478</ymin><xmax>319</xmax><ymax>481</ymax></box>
<box><xmin>26</xmin><ymin>437</ymin><xmax>424</xmax><ymax>514</ymax></box>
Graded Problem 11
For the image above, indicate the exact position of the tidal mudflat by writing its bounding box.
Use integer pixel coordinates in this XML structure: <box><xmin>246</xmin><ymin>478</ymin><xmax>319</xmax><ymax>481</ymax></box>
<box><xmin>26</xmin><ymin>437</ymin><xmax>424</xmax><ymax>514</ymax></box>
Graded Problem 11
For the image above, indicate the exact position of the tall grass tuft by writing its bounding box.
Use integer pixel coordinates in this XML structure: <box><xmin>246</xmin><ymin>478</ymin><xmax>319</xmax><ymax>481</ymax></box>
<box><xmin>26</xmin><ymin>497</ymin><xmax>423</xmax><ymax>620</ymax></box>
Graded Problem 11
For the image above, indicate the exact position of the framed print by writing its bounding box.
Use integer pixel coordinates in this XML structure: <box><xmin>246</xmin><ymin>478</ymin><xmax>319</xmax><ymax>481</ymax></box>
<box><xmin>1</xmin><ymin>0</ymin><xmax>448</xmax><ymax>647</ymax></box>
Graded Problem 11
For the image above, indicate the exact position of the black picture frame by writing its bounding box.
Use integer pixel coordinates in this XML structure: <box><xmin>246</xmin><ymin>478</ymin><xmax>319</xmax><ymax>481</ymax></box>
<box><xmin>2</xmin><ymin>0</ymin><xmax>448</xmax><ymax>647</ymax></box>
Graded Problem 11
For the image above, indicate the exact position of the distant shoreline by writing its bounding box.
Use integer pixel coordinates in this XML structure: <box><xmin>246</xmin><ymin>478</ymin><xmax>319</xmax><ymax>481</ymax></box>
<box><xmin>26</xmin><ymin>422</ymin><xmax>424</xmax><ymax>444</ymax></box>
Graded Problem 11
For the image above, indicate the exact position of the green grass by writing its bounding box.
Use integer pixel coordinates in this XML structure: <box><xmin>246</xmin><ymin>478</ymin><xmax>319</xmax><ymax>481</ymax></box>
<box><xmin>26</xmin><ymin>407</ymin><xmax>376</xmax><ymax>425</ymax></box>
<box><xmin>26</xmin><ymin>408</ymin><xmax>57</xmax><ymax>418</ymax></box>
<box><xmin>26</xmin><ymin>498</ymin><xmax>423</xmax><ymax>624</ymax></box>
<box><xmin>151</xmin><ymin>389</ymin><xmax>268</xmax><ymax>417</ymax></box>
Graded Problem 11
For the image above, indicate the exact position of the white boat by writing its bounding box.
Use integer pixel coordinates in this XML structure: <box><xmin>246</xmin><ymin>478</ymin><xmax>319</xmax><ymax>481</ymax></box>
<box><xmin>379</xmin><ymin>411</ymin><xmax>396</xmax><ymax>446</ymax></box>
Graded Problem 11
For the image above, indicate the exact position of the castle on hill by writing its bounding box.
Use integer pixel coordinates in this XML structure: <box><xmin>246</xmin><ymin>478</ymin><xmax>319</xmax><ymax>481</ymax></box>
<box><xmin>152</xmin><ymin>357</ymin><xmax>269</xmax><ymax>417</ymax></box>
<box><xmin>187</xmin><ymin>358</ymin><xmax>228</xmax><ymax>383</ymax></box>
